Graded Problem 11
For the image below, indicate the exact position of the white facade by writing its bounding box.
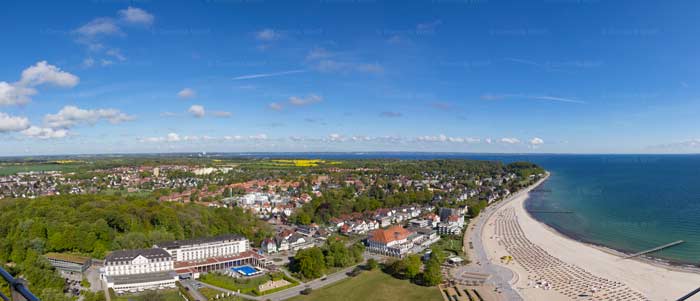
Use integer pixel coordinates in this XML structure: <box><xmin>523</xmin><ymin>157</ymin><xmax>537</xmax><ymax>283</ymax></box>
<box><xmin>156</xmin><ymin>235</ymin><xmax>249</xmax><ymax>262</ymax></box>
<box><xmin>102</xmin><ymin>249</ymin><xmax>178</xmax><ymax>293</ymax></box>
<box><xmin>105</xmin><ymin>255</ymin><xmax>173</xmax><ymax>276</ymax></box>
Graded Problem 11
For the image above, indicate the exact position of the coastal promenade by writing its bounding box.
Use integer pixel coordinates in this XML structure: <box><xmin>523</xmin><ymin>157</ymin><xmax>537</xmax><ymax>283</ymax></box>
<box><xmin>479</xmin><ymin>173</ymin><xmax>700</xmax><ymax>301</ymax></box>
<box><xmin>455</xmin><ymin>175</ymin><xmax>551</xmax><ymax>301</ymax></box>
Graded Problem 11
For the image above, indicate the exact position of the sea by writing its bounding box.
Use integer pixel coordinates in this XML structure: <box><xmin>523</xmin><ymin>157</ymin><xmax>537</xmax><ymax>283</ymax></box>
<box><xmin>209</xmin><ymin>152</ymin><xmax>700</xmax><ymax>266</ymax></box>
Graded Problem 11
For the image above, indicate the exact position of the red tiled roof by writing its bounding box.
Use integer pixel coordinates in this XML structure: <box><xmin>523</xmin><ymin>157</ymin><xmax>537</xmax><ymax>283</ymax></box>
<box><xmin>368</xmin><ymin>225</ymin><xmax>413</xmax><ymax>244</ymax></box>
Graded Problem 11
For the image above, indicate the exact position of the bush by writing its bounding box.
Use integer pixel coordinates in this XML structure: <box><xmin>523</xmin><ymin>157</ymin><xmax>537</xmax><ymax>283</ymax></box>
<box><xmin>366</xmin><ymin>258</ymin><xmax>378</xmax><ymax>270</ymax></box>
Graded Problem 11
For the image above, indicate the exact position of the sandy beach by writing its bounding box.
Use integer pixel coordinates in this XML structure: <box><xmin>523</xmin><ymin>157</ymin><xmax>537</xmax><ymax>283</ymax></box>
<box><xmin>482</xmin><ymin>175</ymin><xmax>700</xmax><ymax>301</ymax></box>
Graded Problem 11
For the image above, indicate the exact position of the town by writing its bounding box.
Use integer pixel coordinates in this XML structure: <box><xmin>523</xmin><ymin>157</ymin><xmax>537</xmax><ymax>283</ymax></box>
<box><xmin>0</xmin><ymin>157</ymin><xmax>545</xmax><ymax>301</ymax></box>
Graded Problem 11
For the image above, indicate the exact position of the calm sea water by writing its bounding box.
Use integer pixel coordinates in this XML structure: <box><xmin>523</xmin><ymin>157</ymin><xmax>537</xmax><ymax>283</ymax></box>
<box><xmin>222</xmin><ymin>152</ymin><xmax>700</xmax><ymax>265</ymax></box>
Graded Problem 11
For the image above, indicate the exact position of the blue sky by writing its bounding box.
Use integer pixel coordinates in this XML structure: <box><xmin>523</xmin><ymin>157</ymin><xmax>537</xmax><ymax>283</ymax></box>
<box><xmin>1</xmin><ymin>0</ymin><xmax>700</xmax><ymax>155</ymax></box>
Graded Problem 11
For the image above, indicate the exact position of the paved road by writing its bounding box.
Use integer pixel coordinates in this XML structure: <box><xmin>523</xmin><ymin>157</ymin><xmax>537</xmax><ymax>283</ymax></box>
<box><xmin>455</xmin><ymin>175</ymin><xmax>549</xmax><ymax>301</ymax></box>
<box><xmin>182</xmin><ymin>279</ymin><xmax>208</xmax><ymax>301</ymax></box>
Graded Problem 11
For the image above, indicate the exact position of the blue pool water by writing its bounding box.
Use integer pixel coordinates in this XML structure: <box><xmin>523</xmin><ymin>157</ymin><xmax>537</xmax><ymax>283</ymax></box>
<box><xmin>232</xmin><ymin>265</ymin><xmax>259</xmax><ymax>276</ymax></box>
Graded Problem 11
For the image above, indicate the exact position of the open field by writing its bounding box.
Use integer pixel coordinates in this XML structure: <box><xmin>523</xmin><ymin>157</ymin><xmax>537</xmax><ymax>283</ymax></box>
<box><xmin>288</xmin><ymin>269</ymin><xmax>442</xmax><ymax>301</ymax></box>
<box><xmin>112</xmin><ymin>289</ymin><xmax>182</xmax><ymax>301</ymax></box>
<box><xmin>199</xmin><ymin>271</ymin><xmax>297</xmax><ymax>296</ymax></box>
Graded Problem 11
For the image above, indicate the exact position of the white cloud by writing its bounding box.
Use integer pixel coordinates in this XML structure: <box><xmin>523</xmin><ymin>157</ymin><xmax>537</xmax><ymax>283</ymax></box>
<box><xmin>417</xmin><ymin>134</ymin><xmax>447</xmax><ymax>142</ymax></box>
<box><xmin>500</xmin><ymin>137</ymin><xmax>521</xmax><ymax>144</ymax></box>
<box><xmin>21</xmin><ymin>126</ymin><xmax>68</xmax><ymax>139</ymax></box>
<box><xmin>178</xmin><ymin>88</ymin><xmax>196</xmax><ymax>99</ymax></box>
<box><xmin>328</xmin><ymin>133</ymin><xmax>346</xmax><ymax>142</ymax></box>
<box><xmin>167</xmin><ymin>133</ymin><xmax>181</xmax><ymax>142</ymax></box>
<box><xmin>416</xmin><ymin>20</ymin><xmax>443</xmax><ymax>33</ymax></box>
<box><xmin>140</xmin><ymin>132</ymin><xmax>181</xmax><ymax>143</ymax></box>
<box><xmin>530</xmin><ymin>137</ymin><xmax>544</xmax><ymax>145</ymax></box>
<box><xmin>188</xmin><ymin>105</ymin><xmax>205</xmax><ymax>118</ymax></box>
<box><xmin>0</xmin><ymin>112</ymin><xmax>30</xmax><ymax>132</ymax></box>
<box><xmin>0</xmin><ymin>61</ymin><xmax>79</xmax><ymax>106</ymax></box>
<box><xmin>19</xmin><ymin>61</ymin><xmax>79</xmax><ymax>87</ymax></box>
<box><xmin>106</xmin><ymin>49</ymin><xmax>126</xmax><ymax>61</ymax></box>
<box><xmin>233</xmin><ymin>70</ymin><xmax>306</xmax><ymax>80</ymax></box>
<box><xmin>0</xmin><ymin>82</ymin><xmax>35</xmax><ymax>106</ymax></box>
<box><xmin>75</xmin><ymin>18</ymin><xmax>122</xmax><ymax>37</ymax></box>
<box><xmin>118</xmin><ymin>7</ymin><xmax>154</xmax><ymax>26</ymax></box>
<box><xmin>82</xmin><ymin>58</ymin><xmax>95</xmax><ymax>68</ymax></box>
<box><xmin>224</xmin><ymin>135</ymin><xmax>244</xmax><ymax>141</ymax></box>
<box><xmin>256</xmin><ymin>29</ymin><xmax>280</xmax><ymax>41</ymax></box>
<box><xmin>289</xmin><ymin>94</ymin><xmax>323</xmax><ymax>106</ymax></box>
<box><xmin>268</xmin><ymin>102</ymin><xmax>283</xmax><ymax>111</ymax></box>
<box><xmin>249</xmin><ymin>133</ymin><xmax>268</xmax><ymax>140</ymax></box>
<box><xmin>415</xmin><ymin>134</ymin><xmax>480</xmax><ymax>144</ymax></box>
<box><xmin>481</xmin><ymin>93</ymin><xmax>585</xmax><ymax>104</ymax></box>
<box><xmin>305</xmin><ymin>48</ymin><xmax>384</xmax><ymax>74</ymax></box>
<box><xmin>44</xmin><ymin>106</ymin><xmax>134</xmax><ymax>128</ymax></box>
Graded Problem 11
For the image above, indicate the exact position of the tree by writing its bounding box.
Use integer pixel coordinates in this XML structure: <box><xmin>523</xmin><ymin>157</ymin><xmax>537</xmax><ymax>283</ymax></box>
<box><xmin>403</xmin><ymin>254</ymin><xmax>421</xmax><ymax>279</ymax></box>
<box><xmin>366</xmin><ymin>258</ymin><xmax>378</xmax><ymax>270</ymax></box>
<box><xmin>323</xmin><ymin>240</ymin><xmax>351</xmax><ymax>268</ymax></box>
<box><xmin>422</xmin><ymin>256</ymin><xmax>442</xmax><ymax>286</ymax></box>
<box><xmin>292</xmin><ymin>247</ymin><xmax>326</xmax><ymax>279</ymax></box>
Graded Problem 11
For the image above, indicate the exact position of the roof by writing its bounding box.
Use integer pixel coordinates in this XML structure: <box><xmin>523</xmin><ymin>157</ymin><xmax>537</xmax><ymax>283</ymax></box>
<box><xmin>44</xmin><ymin>253</ymin><xmax>91</xmax><ymax>265</ymax></box>
<box><xmin>156</xmin><ymin>234</ymin><xmax>246</xmax><ymax>249</ymax></box>
<box><xmin>368</xmin><ymin>225</ymin><xmax>413</xmax><ymax>244</ymax></box>
<box><xmin>105</xmin><ymin>248</ymin><xmax>171</xmax><ymax>263</ymax></box>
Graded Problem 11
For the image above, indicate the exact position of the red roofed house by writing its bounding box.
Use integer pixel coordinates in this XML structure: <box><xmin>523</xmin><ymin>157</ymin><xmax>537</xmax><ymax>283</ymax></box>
<box><xmin>366</xmin><ymin>225</ymin><xmax>415</xmax><ymax>257</ymax></box>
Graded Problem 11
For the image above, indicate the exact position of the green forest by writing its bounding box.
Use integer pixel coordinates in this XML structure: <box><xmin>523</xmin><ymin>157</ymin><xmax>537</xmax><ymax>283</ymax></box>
<box><xmin>0</xmin><ymin>195</ymin><xmax>272</xmax><ymax>300</ymax></box>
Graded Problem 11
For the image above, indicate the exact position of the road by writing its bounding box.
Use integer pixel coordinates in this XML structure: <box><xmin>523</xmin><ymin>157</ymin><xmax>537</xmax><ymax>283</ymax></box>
<box><xmin>181</xmin><ymin>279</ymin><xmax>209</xmax><ymax>301</ymax></box>
<box><xmin>455</xmin><ymin>175</ymin><xmax>549</xmax><ymax>301</ymax></box>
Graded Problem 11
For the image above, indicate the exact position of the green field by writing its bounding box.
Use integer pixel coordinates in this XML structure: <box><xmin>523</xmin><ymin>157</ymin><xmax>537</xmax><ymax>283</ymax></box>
<box><xmin>288</xmin><ymin>269</ymin><xmax>442</xmax><ymax>301</ymax></box>
<box><xmin>112</xmin><ymin>289</ymin><xmax>182</xmax><ymax>301</ymax></box>
<box><xmin>431</xmin><ymin>235</ymin><xmax>466</xmax><ymax>258</ymax></box>
<box><xmin>199</xmin><ymin>271</ymin><xmax>297</xmax><ymax>296</ymax></box>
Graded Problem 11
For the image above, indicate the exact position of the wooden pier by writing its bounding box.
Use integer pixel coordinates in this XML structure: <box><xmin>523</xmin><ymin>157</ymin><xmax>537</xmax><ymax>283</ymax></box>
<box><xmin>623</xmin><ymin>240</ymin><xmax>684</xmax><ymax>259</ymax></box>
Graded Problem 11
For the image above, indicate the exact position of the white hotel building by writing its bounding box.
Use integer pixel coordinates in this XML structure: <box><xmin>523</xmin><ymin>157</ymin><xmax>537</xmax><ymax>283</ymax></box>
<box><xmin>154</xmin><ymin>234</ymin><xmax>249</xmax><ymax>262</ymax></box>
<box><xmin>102</xmin><ymin>248</ymin><xmax>178</xmax><ymax>293</ymax></box>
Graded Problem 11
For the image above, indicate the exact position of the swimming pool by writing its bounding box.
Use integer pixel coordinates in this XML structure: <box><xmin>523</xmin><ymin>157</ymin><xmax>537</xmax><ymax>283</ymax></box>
<box><xmin>231</xmin><ymin>265</ymin><xmax>260</xmax><ymax>276</ymax></box>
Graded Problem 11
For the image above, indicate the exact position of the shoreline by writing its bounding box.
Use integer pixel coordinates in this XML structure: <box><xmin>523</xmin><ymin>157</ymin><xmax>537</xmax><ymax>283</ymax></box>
<box><xmin>523</xmin><ymin>176</ymin><xmax>700</xmax><ymax>275</ymax></box>
<box><xmin>483</xmin><ymin>172</ymin><xmax>700</xmax><ymax>300</ymax></box>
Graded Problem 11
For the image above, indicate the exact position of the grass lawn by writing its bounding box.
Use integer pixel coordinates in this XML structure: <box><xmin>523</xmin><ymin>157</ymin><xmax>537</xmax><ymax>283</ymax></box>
<box><xmin>112</xmin><ymin>289</ymin><xmax>182</xmax><ymax>301</ymax></box>
<box><xmin>198</xmin><ymin>287</ymin><xmax>224</xmax><ymax>299</ymax></box>
<box><xmin>199</xmin><ymin>271</ymin><xmax>293</xmax><ymax>296</ymax></box>
<box><xmin>431</xmin><ymin>235</ymin><xmax>465</xmax><ymax>258</ymax></box>
<box><xmin>288</xmin><ymin>269</ymin><xmax>442</xmax><ymax>301</ymax></box>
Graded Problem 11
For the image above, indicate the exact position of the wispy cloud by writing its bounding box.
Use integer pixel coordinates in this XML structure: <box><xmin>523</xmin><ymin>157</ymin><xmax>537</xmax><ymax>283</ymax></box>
<box><xmin>481</xmin><ymin>93</ymin><xmax>585</xmax><ymax>104</ymax></box>
<box><xmin>268</xmin><ymin>102</ymin><xmax>284</xmax><ymax>111</ymax></box>
<box><xmin>289</xmin><ymin>94</ymin><xmax>323</xmax><ymax>106</ymax></box>
<box><xmin>255</xmin><ymin>29</ymin><xmax>281</xmax><ymax>41</ymax></box>
<box><xmin>177</xmin><ymin>88</ymin><xmax>196</xmax><ymax>99</ymax></box>
<box><xmin>233</xmin><ymin>70</ymin><xmax>306</xmax><ymax>80</ymax></box>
